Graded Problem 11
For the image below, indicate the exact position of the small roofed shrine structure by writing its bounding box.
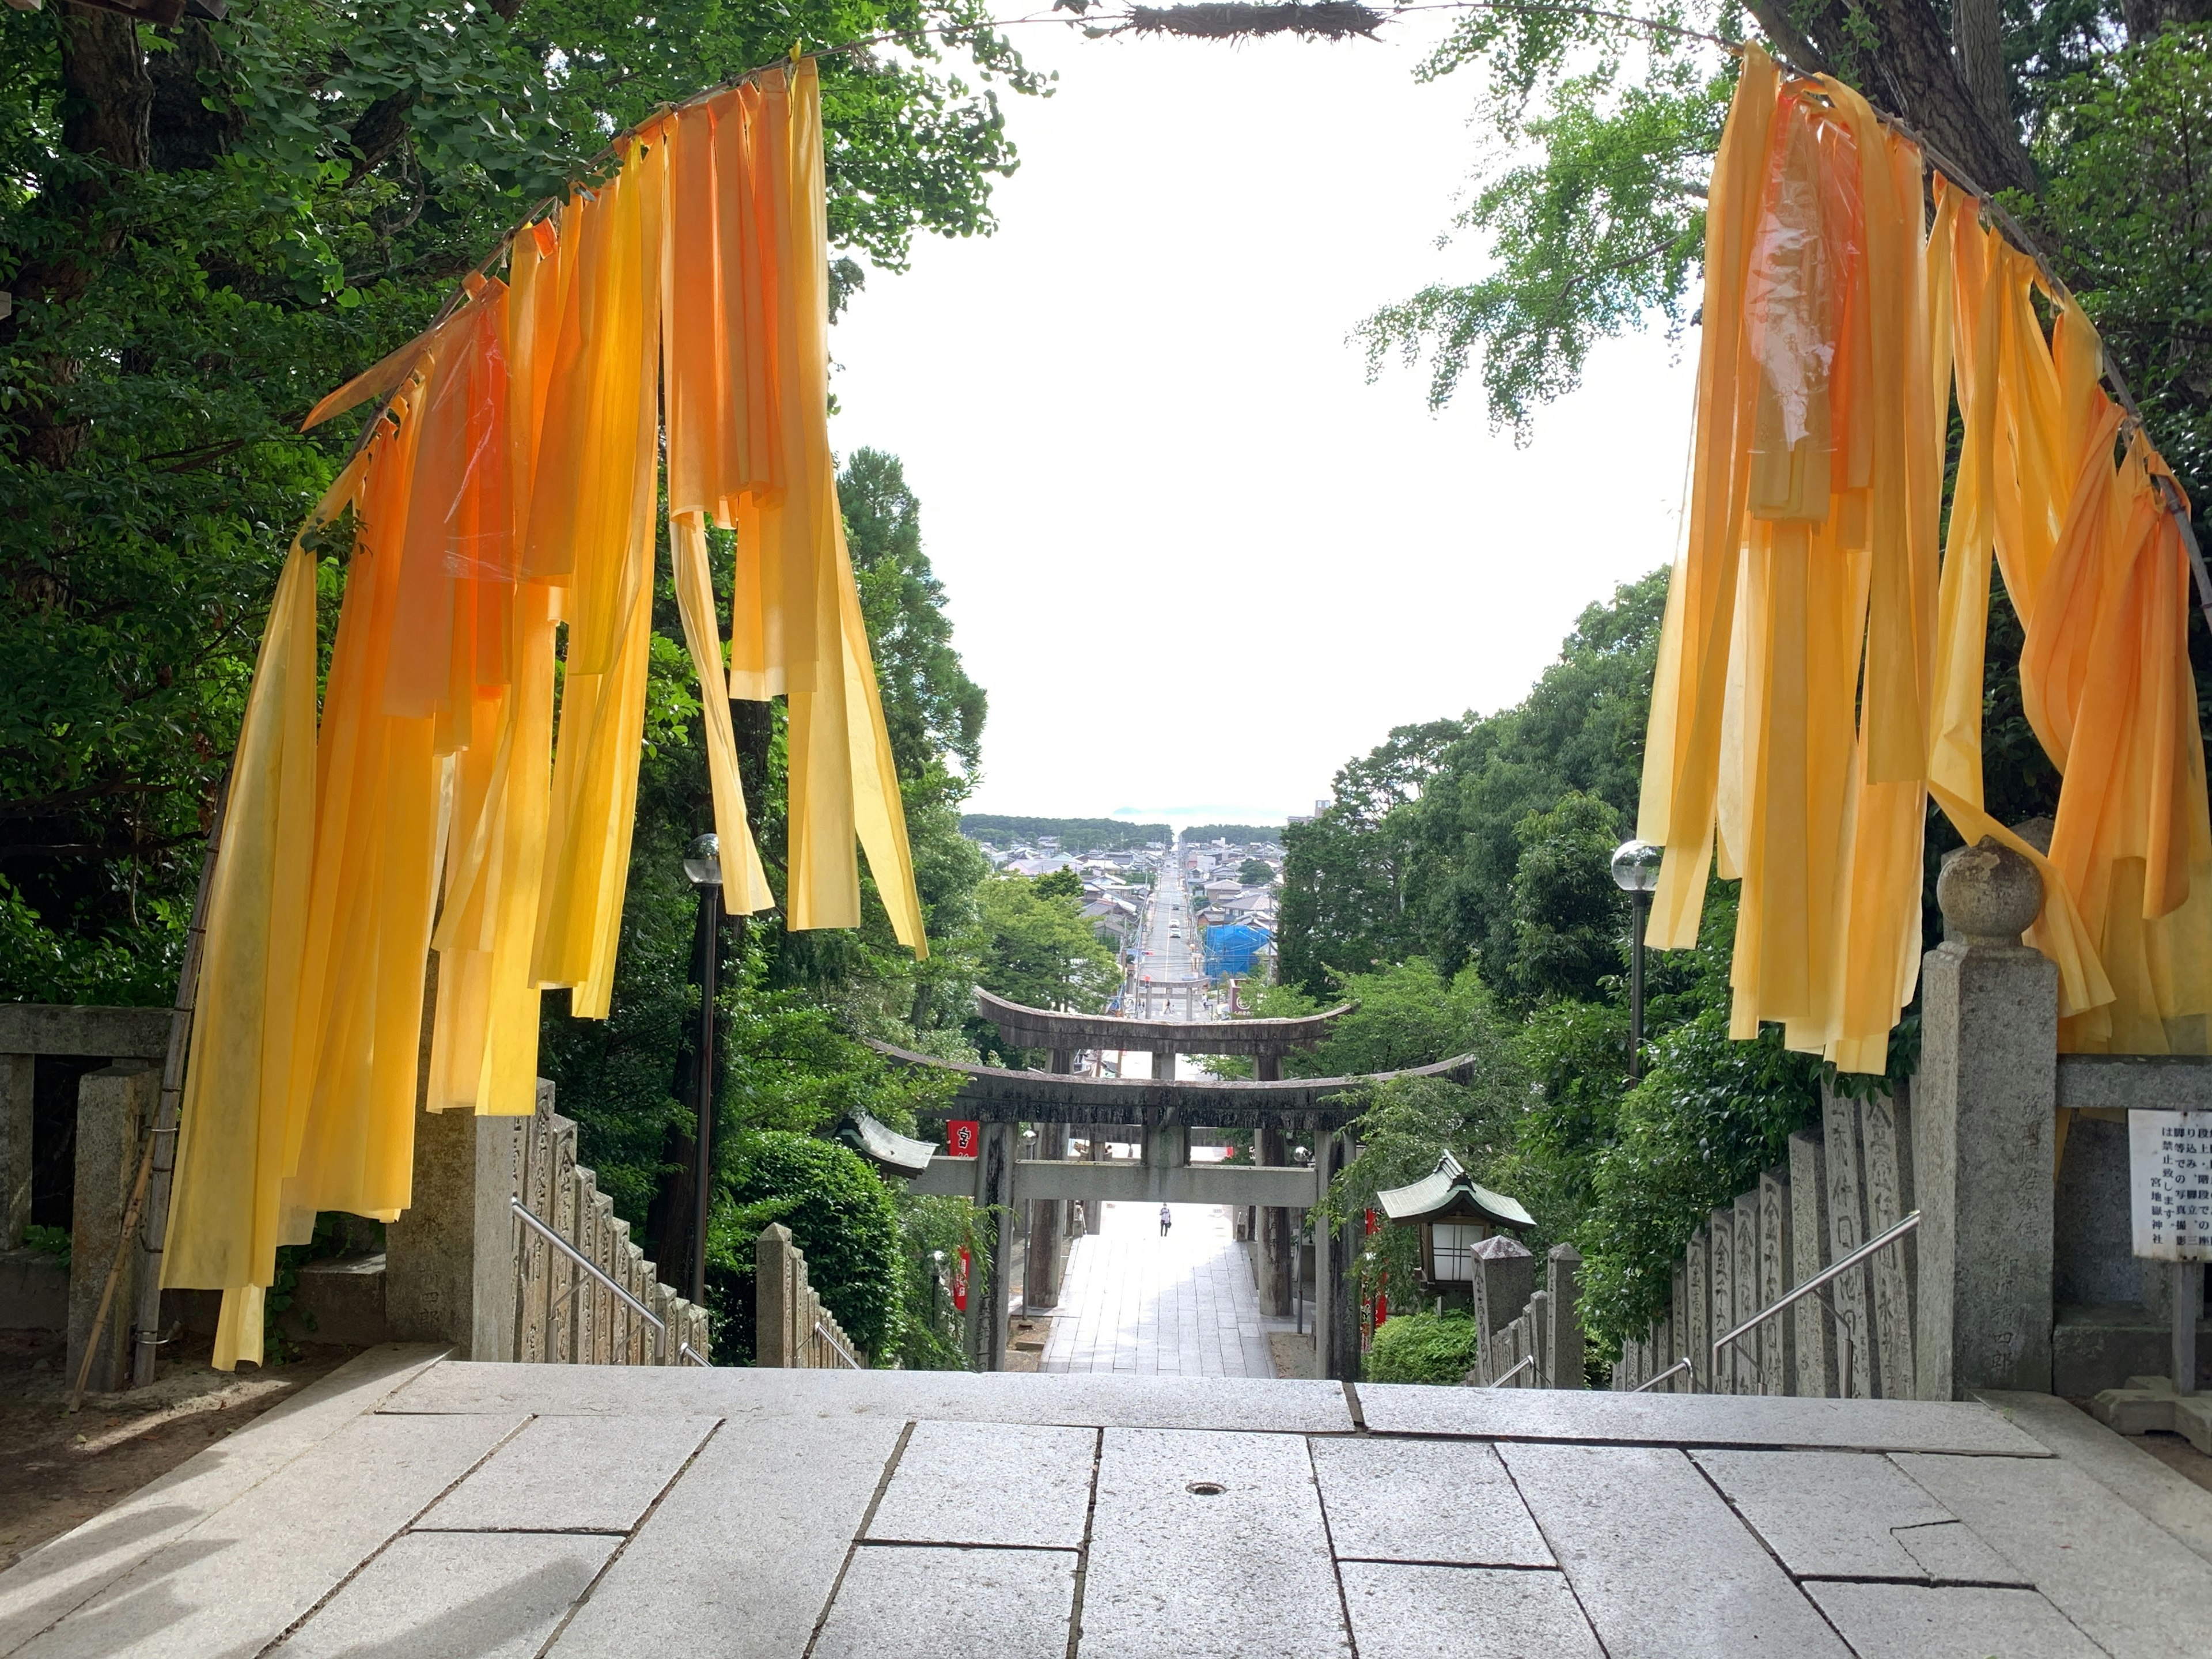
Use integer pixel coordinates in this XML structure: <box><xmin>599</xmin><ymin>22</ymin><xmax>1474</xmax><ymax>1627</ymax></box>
<box><xmin>1375</xmin><ymin>1152</ymin><xmax>1536</xmax><ymax>1306</ymax></box>
<box><xmin>866</xmin><ymin>990</ymin><xmax>1471</xmax><ymax>1380</ymax></box>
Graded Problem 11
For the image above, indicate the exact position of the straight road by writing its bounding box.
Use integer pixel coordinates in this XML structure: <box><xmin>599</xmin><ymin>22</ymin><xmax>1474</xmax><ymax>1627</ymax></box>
<box><xmin>1040</xmin><ymin>836</ymin><xmax>1287</xmax><ymax>1377</ymax></box>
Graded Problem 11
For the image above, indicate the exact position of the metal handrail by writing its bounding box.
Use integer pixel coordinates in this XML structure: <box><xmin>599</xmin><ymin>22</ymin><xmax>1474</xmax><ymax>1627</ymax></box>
<box><xmin>813</xmin><ymin>1319</ymin><xmax>864</xmax><ymax>1370</ymax></box>
<box><xmin>1710</xmin><ymin>1209</ymin><xmax>1918</xmax><ymax>1395</ymax></box>
<box><xmin>1631</xmin><ymin>1356</ymin><xmax>1694</xmax><ymax>1393</ymax></box>
<box><xmin>1485</xmin><ymin>1353</ymin><xmax>1537</xmax><ymax>1388</ymax></box>
<box><xmin>512</xmin><ymin>1196</ymin><xmax>710</xmax><ymax>1366</ymax></box>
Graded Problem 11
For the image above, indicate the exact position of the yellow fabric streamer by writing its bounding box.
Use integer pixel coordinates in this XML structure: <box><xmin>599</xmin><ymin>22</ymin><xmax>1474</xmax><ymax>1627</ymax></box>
<box><xmin>165</xmin><ymin>60</ymin><xmax>927</xmax><ymax>1366</ymax></box>
<box><xmin>1641</xmin><ymin>47</ymin><xmax>2212</xmax><ymax>1073</ymax></box>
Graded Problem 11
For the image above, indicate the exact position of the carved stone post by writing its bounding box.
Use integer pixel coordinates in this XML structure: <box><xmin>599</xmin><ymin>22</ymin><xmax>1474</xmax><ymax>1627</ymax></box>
<box><xmin>1915</xmin><ymin>838</ymin><xmax>2058</xmax><ymax>1399</ymax></box>
<box><xmin>67</xmin><ymin>1062</ymin><xmax>158</xmax><ymax>1393</ymax></box>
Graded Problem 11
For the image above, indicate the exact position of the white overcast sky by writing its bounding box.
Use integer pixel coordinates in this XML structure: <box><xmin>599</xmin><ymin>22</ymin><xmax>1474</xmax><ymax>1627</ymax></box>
<box><xmin>827</xmin><ymin>18</ymin><xmax>1698</xmax><ymax>827</ymax></box>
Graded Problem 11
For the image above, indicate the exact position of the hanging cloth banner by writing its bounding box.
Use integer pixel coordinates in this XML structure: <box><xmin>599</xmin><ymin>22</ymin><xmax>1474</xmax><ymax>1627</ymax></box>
<box><xmin>1638</xmin><ymin>46</ymin><xmax>2212</xmax><ymax>1073</ymax></box>
<box><xmin>165</xmin><ymin>59</ymin><xmax>926</xmax><ymax>1369</ymax></box>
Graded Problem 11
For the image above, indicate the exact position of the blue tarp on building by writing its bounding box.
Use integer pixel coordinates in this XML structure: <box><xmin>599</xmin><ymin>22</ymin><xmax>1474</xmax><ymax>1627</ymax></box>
<box><xmin>1203</xmin><ymin>923</ymin><xmax>1271</xmax><ymax>978</ymax></box>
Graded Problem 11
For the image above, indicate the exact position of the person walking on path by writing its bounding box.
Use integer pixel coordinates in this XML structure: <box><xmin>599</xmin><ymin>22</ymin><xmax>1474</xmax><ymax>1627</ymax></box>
<box><xmin>1158</xmin><ymin>1204</ymin><xmax>1173</xmax><ymax>1237</ymax></box>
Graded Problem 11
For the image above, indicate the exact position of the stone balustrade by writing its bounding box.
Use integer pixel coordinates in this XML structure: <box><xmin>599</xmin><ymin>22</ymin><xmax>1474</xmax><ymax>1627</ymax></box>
<box><xmin>1611</xmin><ymin>1081</ymin><xmax>1916</xmax><ymax>1397</ymax></box>
<box><xmin>753</xmin><ymin>1223</ymin><xmax>862</xmax><ymax>1368</ymax></box>
<box><xmin>511</xmin><ymin>1085</ymin><xmax>709</xmax><ymax>1366</ymax></box>
<box><xmin>1466</xmin><ymin>1238</ymin><xmax>1584</xmax><ymax>1389</ymax></box>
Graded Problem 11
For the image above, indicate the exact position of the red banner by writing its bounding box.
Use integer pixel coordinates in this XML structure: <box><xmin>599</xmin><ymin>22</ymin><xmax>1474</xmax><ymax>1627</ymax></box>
<box><xmin>952</xmin><ymin>1247</ymin><xmax>970</xmax><ymax>1312</ymax></box>
<box><xmin>945</xmin><ymin>1119</ymin><xmax>980</xmax><ymax>1158</ymax></box>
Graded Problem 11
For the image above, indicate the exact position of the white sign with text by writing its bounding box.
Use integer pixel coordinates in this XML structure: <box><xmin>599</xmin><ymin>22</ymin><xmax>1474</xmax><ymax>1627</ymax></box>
<box><xmin>2131</xmin><ymin>1109</ymin><xmax>2212</xmax><ymax>1262</ymax></box>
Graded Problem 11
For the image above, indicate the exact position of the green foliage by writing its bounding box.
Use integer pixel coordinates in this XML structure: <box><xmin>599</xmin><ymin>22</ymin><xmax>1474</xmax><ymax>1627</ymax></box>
<box><xmin>1363</xmin><ymin>47</ymin><xmax>1725</xmax><ymax>430</ymax></box>
<box><xmin>890</xmin><ymin>1192</ymin><xmax>993</xmax><ymax>1370</ymax></box>
<box><xmin>973</xmin><ymin>874</ymin><xmax>1120</xmax><ymax>1025</ymax></box>
<box><xmin>1238</xmin><ymin>858</ymin><xmax>1274</xmax><ymax>886</ymax></box>
<box><xmin>23</xmin><ymin>1222</ymin><xmax>68</xmax><ymax>1268</ymax></box>
<box><xmin>1573</xmin><ymin>1009</ymin><xmax>1824</xmax><ymax>1346</ymax></box>
<box><xmin>1032</xmin><ymin>866</ymin><xmax>1084</xmax><ymax>900</ymax></box>
<box><xmin>957</xmin><ymin>816</ymin><xmax>1169</xmax><ymax>851</ymax></box>
<box><xmin>711</xmin><ymin>1130</ymin><xmax>903</xmax><ymax>1361</ymax></box>
<box><xmin>1279</xmin><ymin>574</ymin><xmax>1665</xmax><ymax>1001</ymax></box>
<box><xmin>843</xmin><ymin>448</ymin><xmax>987</xmax><ymax>806</ymax></box>
<box><xmin>1278</xmin><ymin>719</ymin><xmax>1468</xmax><ymax>995</ymax></box>
<box><xmin>1294</xmin><ymin>959</ymin><xmax>1502</xmax><ymax>1078</ymax></box>
<box><xmin>1</xmin><ymin>0</ymin><xmax>1041</xmax><ymax>994</ymax></box>
<box><xmin>1364</xmin><ymin>1310</ymin><xmax>1482</xmax><ymax>1385</ymax></box>
<box><xmin>1506</xmin><ymin>791</ymin><xmax>1626</xmax><ymax>1006</ymax></box>
<box><xmin>2025</xmin><ymin>26</ymin><xmax>2212</xmax><ymax>543</ymax></box>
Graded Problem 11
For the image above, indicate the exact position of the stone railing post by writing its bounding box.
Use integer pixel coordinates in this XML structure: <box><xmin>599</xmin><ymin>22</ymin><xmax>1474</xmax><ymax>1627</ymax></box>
<box><xmin>1914</xmin><ymin>838</ymin><xmax>2058</xmax><ymax>1399</ymax></box>
<box><xmin>757</xmin><ymin>1222</ymin><xmax>796</xmax><ymax>1366</ymax></box>
<box><xmin>1469</xmin><ymin>1234</ymin><xmax>1534</xmax><ymax>1384</ymax></box>
<box><xmin>66</xmin><ymin>1062</ymin><xmax>159</xmax><ymax>1393</ymax></box>
<box><xmin>382</xmin><ymin>1060</ymin><xmax>522</xmax><ymax>1362</ymax></box>
<box><xmin>1547</xmin><ymin>1243</ymin><xmax>1585</xmax><ymax>1389</ymax></box>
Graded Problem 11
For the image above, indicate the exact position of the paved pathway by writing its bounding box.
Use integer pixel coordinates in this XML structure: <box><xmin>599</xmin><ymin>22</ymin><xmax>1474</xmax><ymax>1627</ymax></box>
<box><xmin>14</xmin><ymin>1347</ymin><xmax>2212</xmax><ymax>1658</ymax></box>
<box><xmin>1041</xmin><ymin>1202</ymin><xmax>1274</xmax><ymax>1377</ymax></box>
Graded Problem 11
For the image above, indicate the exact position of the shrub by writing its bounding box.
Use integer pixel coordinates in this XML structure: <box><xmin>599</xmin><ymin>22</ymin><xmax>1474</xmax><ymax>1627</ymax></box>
<box><xmin>1364</xmin><ymin>1310</ymin><xmax>1482</xmax><ymax>1385</ymax></box>
<box><xmin>713</xmin><ymin>1131</ymin><xmax>903</xmax><ymax>1361</ymax></box>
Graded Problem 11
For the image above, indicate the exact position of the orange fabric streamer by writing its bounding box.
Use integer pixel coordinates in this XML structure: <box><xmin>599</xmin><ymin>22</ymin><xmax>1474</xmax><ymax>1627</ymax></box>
<box><xmin>166</xmin><ymin>60</ymin><xmax>926</xmax><ymax>1367</ymax></box>
<box><xmin>1642</xmin><ymin>47</ymin><xmax>2212</xmax><ymax>1073</ymax></box>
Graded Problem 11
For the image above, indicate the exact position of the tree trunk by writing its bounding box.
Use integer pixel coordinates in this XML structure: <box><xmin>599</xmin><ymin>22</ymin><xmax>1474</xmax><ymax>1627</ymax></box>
<box><xmin>1789</xmin><ymin>0</ymin><xmax>2036</xmax><ymax>197</ymax></box>
<box><xmin>62</xmin><ymin>12</ymin><xmax>152</xmax><ymax>175</ymax></box>
<box><xmin>1950</xmin><ymin>0</ymin><xmax>2010</xmax><ymax>143</ymax></box>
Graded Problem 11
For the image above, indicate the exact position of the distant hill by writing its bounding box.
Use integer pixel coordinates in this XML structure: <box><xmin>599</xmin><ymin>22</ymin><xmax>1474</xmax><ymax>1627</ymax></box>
<box><xmin>1183</xmin><ymin>823</ymin><xmax>1284</xmax><ymax>844</ymax></box>
<box><xmin>958</xmin><ymin>816</ymin><xmax>1171</xmax><ymax>852</ymax></box>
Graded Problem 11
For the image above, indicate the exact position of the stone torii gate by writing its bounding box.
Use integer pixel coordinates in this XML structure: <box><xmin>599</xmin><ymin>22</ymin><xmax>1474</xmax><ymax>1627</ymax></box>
<box><xmin>871</xmin><ymin>997</ymin><xmax>1471</xmax><ymax>1379</ymax></box>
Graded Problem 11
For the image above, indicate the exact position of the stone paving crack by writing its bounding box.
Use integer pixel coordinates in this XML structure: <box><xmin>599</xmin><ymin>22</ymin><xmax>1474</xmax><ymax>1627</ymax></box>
<box><xmin>1063</xmin><ymin>1426</ymin><xmax>1103</xmax><ymax>1659</ymax></box>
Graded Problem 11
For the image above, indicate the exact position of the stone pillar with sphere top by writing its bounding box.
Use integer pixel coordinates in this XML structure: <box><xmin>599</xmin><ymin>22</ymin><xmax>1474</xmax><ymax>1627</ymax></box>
<box><xmin>1914</xmin><ymin>837</ymin><xmax>2059</xmax><ymax>1400</ymax></box>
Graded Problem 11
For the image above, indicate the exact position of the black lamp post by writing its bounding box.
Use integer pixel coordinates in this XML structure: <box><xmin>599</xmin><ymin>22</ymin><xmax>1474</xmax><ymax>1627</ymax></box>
<box><xmin>682</xmin><ymin>832</ymin><xmax>722</xmax><ymax>1301</ymax></box>
<box><xmin>1610</xmin><ymin>839</ymin><xmax>1662</xmax><ymax>1080</ymax></box>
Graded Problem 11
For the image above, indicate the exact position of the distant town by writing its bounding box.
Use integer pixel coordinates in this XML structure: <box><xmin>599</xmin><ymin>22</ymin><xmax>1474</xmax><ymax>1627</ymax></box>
<box><xmin>959</xmin><ymin>815</ymin><xmax>1291</xmax><ymax>982</ymax></box>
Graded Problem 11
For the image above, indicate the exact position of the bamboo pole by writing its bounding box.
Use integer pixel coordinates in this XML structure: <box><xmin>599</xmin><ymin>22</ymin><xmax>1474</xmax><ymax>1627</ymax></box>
<box><xmin>69</xmin><ymin>777</ymin><xmax>228</xmax><ymax>1410</ymax></box>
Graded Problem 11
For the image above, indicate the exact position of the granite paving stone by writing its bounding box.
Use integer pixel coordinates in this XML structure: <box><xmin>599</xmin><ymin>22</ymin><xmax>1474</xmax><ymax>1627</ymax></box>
<box><xmin>868</xmin><ymin>1421</ymin><xmax>1094</xmax><ymax>1549</ymax></box>
<box><xmin>16</xmin><ymin>1409</ymin><xmax>524</xmax><ymax>1659</ymax></box>
<box><xmin>1975</xmin><ymin>1390</ymin><xmax>2212</xmax><ymax>1567</ymax></box>
<box><xmin>275</xmin><ymin>1531</ymin><xmax>617</xmax><ymax>1659</ymax></box>
<box><xmin>814</xmin><ymin>1546</ymin><xmax>1074</xmax><ymax>1659</ymax></box>
<box><xmin>1081</xmin><ymin>1427</ymin><xmax>1349</xmax><ymax>1658</ymax></box>
<box><xmin>1692</xmin><ymin>1449</ymin><xmax>2026</xmax><ymax>1583</ymax></box>
<box><xmin>1357</xmin><ymin>1382</ymin><xmax>2049</xmax><ymax>1455</ymax></box>
<box><xmin>0</xmin><ymin>1343</ymin><xmax>446</xmax><ymax>1659</ymax></box>
<box><xmin>1497</xmin><ymin>1441</ymin><xmax>1850</xmax><ymax>1657</ymax></box>
<box><xmin>1044</xmin><ymin>1203</ymin><xmax>1276</xmax><ymax>1377</ymax></box>
<box><xmin>1896</xmin><ymin>1451</ymin><xmax>2212</xmax><ymax>1658</ymax></box>
<box><xmin>1310</xmin><ymin>1437</ymin><xmax>1551</xmax><ymax>1567</ymax></box>
<box><xmin>543</xmin><ymin>1412</ymin><xmax>902</xmax><ymax>1658</ymax></box>
<box><xmin>415</xmin><ymin>1414</ymin><xmax>717</xmax><ymax>1533</ymax></box>
<box><xmin>378</xmin><ymin>1361</ymin><xmax>1355</xmax><ymax>1432</ymax></box>
<box><xmin>10</xmin><ymin>1354</ymin><xmax>2211</xmax><ymax>1659</ymax></box>
<box><xmin>1338</xmin><ymin>1563</ymin><xmax>1602</xmax><ymax>1659</ymax></box>
<box><xmin>1806</xmin><ymin>1582</ymin><xmax>2107</xmax><ymax>1659</ymax></box>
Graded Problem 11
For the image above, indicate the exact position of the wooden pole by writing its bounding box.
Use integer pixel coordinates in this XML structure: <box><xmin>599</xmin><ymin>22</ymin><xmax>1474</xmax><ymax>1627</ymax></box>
<box><xmin>73</xmin><ymin>777</ymin><xmax>228</xmax><ymax>1408</ymax></box>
